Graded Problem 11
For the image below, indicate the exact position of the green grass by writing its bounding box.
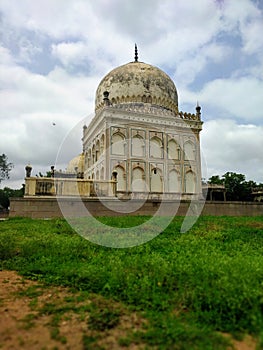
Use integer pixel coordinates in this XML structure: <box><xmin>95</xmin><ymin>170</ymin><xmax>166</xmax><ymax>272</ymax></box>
<box><xmin>1</xmin><ymin>215</ymin><xmax>263</xmax><ymax>349</ymax></box>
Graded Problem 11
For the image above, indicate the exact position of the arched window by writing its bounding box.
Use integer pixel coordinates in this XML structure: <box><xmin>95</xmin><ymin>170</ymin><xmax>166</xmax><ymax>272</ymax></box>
<box><xmin>100</xmin><ymin>167</ymin><xmax>104</xmax><ymax>180</ymax></box>
<box><xmin>150</xmin><ymin>136</ymin><xmax>162</xmax><ymax>158</ymax></box>
<box><xmin>114</xmin><ymin>166</ymin><xmax>126</xmax><ymax>192</ymax></box>
<box><xmin>87</xmin><ymin>149</ymin><xmax>91</xmax><ymax>168</ymax></box>
<box><xmin>168</xmin><ymin>169</ymin><xmax>180</xmax><ymax>192</ymax></box>
<box><xmin>184</xmin><ymin>141</ymin><xmax>195</xmax><ymax>161</ymax></box>
<box><xmin>96</xmin><ymin>140</ymin><xmax>100</xmax><ymax>161</ymax></box>
<box><xmin>100</xmin><ymin>134</ymin><xmax>105</xmax><ymax>154</ymax></box>
<box><xmin>112</xmin><ymin>133</ymin><xmax>125</xmax><ymax>155</ymax></box>
<box><xmin>85</xmin><ymin>151</ymin><xmax>89</xmax><ymax>169</ymax></box>
<box><xmin>168</xmin><ymin>139</ymin><xmax>179</xmax><ymax>159</ymax></box>
<box><xmin>150</xmin><ymin>168</ymin><xmax>163</xmax><ymax>192</ymax></box>
<box><xmin>185</xmin><ymin>171</ymin><xmax>196</xmax><ymax>193</ymax></box>
<box><xmin>132</xmin><ymin>167</ymin><xmax>145</xmax><ymax>192</ymax></box>
<box><xmin>92</xmin><ymin>144</ymin><xmax>95</xmax><ymax>164</ymax></box>
<box><xmin>132</xmin><ymin>135</ymin><xmax>144</xmax><ymax>157</ymax></box>
<box><xmin>146</xmin><ymin>96</ymin><xmax>152</xmax><ymax>103</ymax></box>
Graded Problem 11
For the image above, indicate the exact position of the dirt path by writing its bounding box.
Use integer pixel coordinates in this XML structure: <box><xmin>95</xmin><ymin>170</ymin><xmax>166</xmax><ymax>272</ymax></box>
<box><xmin>0</xmin><ymin>270</ymin><xmax>257</xmax><ymax>350</ymax></box>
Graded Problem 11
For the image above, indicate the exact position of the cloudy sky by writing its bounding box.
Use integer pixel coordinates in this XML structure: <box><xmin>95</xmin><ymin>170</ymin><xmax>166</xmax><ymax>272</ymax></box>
<box><xmin>0</xmin><ymin>0</ymin><xmax>263</xmax><ymax>189</ymax></box>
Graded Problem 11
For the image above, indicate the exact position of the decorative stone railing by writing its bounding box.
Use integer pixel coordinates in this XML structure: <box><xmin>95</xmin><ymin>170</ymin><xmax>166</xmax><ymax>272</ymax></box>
<box><xmin>24</xmin><ymin>177</ymin><xmax>117</xmax><ymax>198</ymax></box>
<box><xmin>106</xmin><ymin>103</ymin><xmax>201</xmax><ymax>120</ymax></box>
<box><xmin>178</xmin><ymin>111</ymin><xmax>200</xmax><ymax>121</ymax></box>
<box><xmin>202</xmin><ymin>183</ymin><xmax>226</xmax><ymax>190</ymax></box>
<box><xmin>252</xmin><ymin>187</ymin><xmax>263</xmax><ymax>194</ymax></box>
<box><xmin>251</xmin><ymin>187</ymin><xmax>263</xmax><ymax>202</ymax></box>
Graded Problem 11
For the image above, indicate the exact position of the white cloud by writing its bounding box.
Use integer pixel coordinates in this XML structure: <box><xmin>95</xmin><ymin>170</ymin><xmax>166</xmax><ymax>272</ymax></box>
<box><xmin>51</xmin><ymin>41</ymin><xmax>87</xmax><ymax>67</ymax></box>
<box><xmin>0</xmin><ymin>0</ymin><xmax>92</xmax><ymax>39</ymax></box>
<box><xmin>221</xmin><ymin>0</ymin><xmax>263</xmax><ymax>54</ymax></box>
<box><xmin>180</xmin><ymin>76</ymin><xmax>263</xmax><ymax>123</ymax></box>
<box><xmin>0</xmin><ymin>46</ymin><xmax>14</xmax><ymax>64</ymax></box>
<box><xmin>201</xmin><ymin>77</ymin><xmax>263</xmax><ymax>122</ymax></box>
<box><xmin>0</xmin><ymin>55</ymin><xmax>99</xmax><ymax>188</ymax></box>
<box><xmin>242</xmin><ymin>19</ymin><xmax>263</xmax><ymax>54</ymax></box>
<box><xmin>201</xmin><ymin>120</ymin><xmax>263</xmax><ymax>183</ymax></box>
<box><xmin>174</xmin><ymin>42</ymin><xmax>232</xmax><ymax>86</ymax></box>
<box><xmin>18</xmin><ymin>37</ymin><xmax>42</xmax><ymax>63</ymax></box>
<box><xmin>0</xmin><ymin>59</ymin><xmax>98</xmax><ymax>118</ymax></box>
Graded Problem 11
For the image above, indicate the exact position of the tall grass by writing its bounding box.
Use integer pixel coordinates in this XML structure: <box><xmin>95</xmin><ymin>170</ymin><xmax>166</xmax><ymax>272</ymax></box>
<box><xmin>1</xmin><ymin>216</ymin><xmax>263</xmax><ymax>349</ymax></box>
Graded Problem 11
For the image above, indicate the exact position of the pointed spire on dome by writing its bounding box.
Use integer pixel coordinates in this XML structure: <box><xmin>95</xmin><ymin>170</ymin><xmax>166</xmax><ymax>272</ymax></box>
<box><xmin>134</xmin><ymin>43</ymin><xmax>138</xmax><ymax>62</ymax></box>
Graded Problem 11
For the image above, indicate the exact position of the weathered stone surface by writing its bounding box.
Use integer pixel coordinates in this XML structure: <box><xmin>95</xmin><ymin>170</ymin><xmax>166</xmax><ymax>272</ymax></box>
<box><xmin>95</xmin><ymin>61</ymin><xmax>178</xmax><ymax>114</ymax></box>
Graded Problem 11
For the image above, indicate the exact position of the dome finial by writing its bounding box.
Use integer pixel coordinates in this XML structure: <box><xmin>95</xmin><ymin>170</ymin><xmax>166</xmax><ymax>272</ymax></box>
<box><xmin>134</xmin><ymin>43</ymin><xmax>138</xmax><ymax>62</ymax></box>
<box><xmin>196</xmin><ymin>101</ymin><xmax>201</xmax><ymax>119</ymax></box>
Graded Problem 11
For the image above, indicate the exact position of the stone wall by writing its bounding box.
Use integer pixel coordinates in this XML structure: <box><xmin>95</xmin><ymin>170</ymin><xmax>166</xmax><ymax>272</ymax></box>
<box><xmin>9</xmin><ymin>197</ymin><xmax>263</xmax><ymax>219</ymax></box>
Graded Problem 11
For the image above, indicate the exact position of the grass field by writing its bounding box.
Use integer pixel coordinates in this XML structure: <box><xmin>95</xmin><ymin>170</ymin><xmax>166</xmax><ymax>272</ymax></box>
<box><xmin>1</xmin><ymin>216</ymin><xmax>263</xmax><ymax>349</ymax></box>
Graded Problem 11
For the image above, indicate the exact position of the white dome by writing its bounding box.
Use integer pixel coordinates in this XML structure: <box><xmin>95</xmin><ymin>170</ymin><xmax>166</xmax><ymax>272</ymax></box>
<box><xmin>95</xmin><ymin>61</ymin><xmax>178</xmax><ymax>114</ymax></box>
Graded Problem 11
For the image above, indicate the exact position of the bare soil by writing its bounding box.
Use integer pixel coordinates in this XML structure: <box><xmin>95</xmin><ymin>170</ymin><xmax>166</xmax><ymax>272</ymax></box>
<box><xmin>0</xmin><ymin>270</ymin><xmax>257</xmax><ymax>350</ymax></box>
<box><xmin>0</xmin><ymin>270</ymin><xmax>145</xmax><ymax>350</ymax></box>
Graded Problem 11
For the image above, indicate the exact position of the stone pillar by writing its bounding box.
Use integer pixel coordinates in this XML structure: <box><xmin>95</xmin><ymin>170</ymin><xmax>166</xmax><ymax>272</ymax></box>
<box><xmin>24</xmin><ymin>177</ymin><xmax>37</xmax><ymax>196</ymax></box>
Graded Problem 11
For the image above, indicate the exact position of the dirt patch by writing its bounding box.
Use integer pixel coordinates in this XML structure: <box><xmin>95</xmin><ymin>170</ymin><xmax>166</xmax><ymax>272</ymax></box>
<box><xmin>245</xmin><ymin>221</ymin><xmax>263</xmax><ymax>229</ymax></box>
<box><xmin>0</xmin><ymin>270</ymin><xmax>258</xmax><ymax>350</ymax></box>
<box><xmin>231</xmin><ymin>336</ymin><xmax>257</xmax><ymax>350</ymax></box>
<box><xmin>0</xmin><ymin>270</ymin><xmax>146</xmax><ymax>350</ymax></box>
<box><xmin>223</xmin><ymin>333</ymin><xmax>257</xmax><ymax>350</ymax></box>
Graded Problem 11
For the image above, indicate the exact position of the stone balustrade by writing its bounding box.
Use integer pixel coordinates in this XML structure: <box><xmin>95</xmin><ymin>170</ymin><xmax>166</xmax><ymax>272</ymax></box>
<box><xmin>24</xmin><ymin>177</ymin><xmax>117</xmax><ymax>198</ymax></box>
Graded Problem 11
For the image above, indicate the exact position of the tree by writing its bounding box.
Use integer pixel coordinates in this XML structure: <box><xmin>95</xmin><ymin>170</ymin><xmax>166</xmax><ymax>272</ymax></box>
<box><xmin>222</xmin><ymin>172</ymin><xmax>258</xmax><ymax>201</ymax></box>
<box><xmin>208</xmin><ymin>172</ymin><xmax>261</xmax><ymax>201</ymax></box>
<box><xmin>208</xmin><ymin>175</ymin><xmax>224</xmax><ymax>185</ymax></box>
<box><xmin>221</xmin><ymin>172</ymin><xmax>245</xmax><ymax>201</ymax></box>
<box><xmin>209</xmin><ymin>172</ymin><xmax>258</xmax><ymax>201</ymax></box>
<box><xmin>0</xmin><ymin>154</ymin><xmax>13</xmax><ymax>184</ymax></box>
<box><xmin>0</xmin><ymin>186</ymin><xmax>24</xmax><ymax>209</ymax></box>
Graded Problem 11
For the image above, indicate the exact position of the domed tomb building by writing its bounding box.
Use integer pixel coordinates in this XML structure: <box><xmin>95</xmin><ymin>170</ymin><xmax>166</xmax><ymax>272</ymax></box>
<box><xmin>82</xmin><ymin>47</ymin><xmax>203</xmax><ymax>199</ymax></box>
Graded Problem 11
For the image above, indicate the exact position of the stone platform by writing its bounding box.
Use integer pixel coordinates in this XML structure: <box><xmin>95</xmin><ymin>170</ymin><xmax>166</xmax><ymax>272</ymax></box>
<box><xmin>9</xmin><ymin>197</ymin><xmax>263</xmax><ymax>218</ymax></box>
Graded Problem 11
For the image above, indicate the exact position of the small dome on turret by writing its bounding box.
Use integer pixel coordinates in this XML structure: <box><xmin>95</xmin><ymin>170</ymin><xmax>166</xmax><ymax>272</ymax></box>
<box><xmin>66</xmin><ymin>153</ymin><xmax>84</xmax><ymax>173</ymax></box>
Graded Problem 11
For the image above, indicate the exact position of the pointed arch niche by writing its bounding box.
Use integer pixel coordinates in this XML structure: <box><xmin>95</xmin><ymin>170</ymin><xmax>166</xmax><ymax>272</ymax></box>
<box><xmin>168</xmin><ymin>169</ymin><xmax>180</xmax><ymax>192</ymax></box>
<box><xmin>185</xmin><ymin>171</ymin><xmax>196</xmax><ymax>193</ymax></box>
<box><xmin>113</xmin><ymin>165</ymin><xmax>126</xmax><ymax>192</ymax></box>
<box><xmin>168</xmin><ymin>139</ymin><xmax>180</xmax><ymax>160</ymax></box>
<box><xmin>100</xmin><ymin>134</ymin><xmax>105</xmax><ymax>154</ymax></box>
<box><xmin>112</xmin><ymin>132</ymin><xmax>125</xmax><ymax>156</ymax></box>
<box><xmin>95</xmin><ymin>139</ymin><xmax>100</xmax><ymax>161</ymax></box>
<box><xmin>86</xmin><ymin>149</ymin><xmax>92</xmax><ymax>168</ymax></box>
<box><xmin>150</xmin><ymin>167</ymin><xmax>163</xmax><ymax>192</ymax></box>
<box><xmin>184</xmin><ymin>141</ymin><xmax>195</xmax><ymax>161</ymax></box>
<box><xmin>150</xmin><ymin>136</ymin><xmax>163</xmax><ymax>158</ymax></box>
<box><xmin>132</xmin><ymin>134</ymin><xmax>145</xmax><ymax>157</ymax></box>
<box><xmin>132</xmin><ymin>166</ymin><xmax>146</xmax><ymax>192</ymax></box>
<box><xmin>100</xmin><ymin>167</ymin><xmax>104</xmax><ymax>180</ymax></box>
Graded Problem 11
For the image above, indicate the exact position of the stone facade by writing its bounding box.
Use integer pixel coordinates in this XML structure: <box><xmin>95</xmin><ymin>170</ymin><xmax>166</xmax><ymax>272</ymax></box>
<box><xmin>82</xmin><ymin>57</ymin><xmax>203</xmax><ymax>200</ymax></box>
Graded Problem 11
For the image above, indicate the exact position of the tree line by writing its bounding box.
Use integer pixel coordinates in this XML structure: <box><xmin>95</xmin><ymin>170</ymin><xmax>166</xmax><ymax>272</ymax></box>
<box><xmin>206</xmin><ymin>172</ymin><xmax>262</xmax><ymax>202</ymax></box>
